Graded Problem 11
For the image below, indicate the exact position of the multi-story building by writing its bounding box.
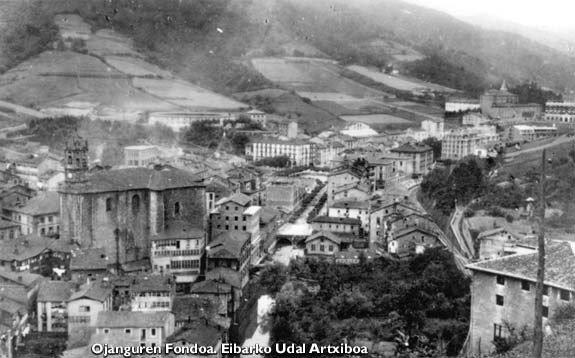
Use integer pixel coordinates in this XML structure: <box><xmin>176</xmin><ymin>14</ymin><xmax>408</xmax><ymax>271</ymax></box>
<box><xmin>59</xmin><ymin>134</ymin><xmax>206</xmax><ymax>273</ymax></box>
<box><xmin>206</xmin><ymin>231</ymin><xmax>251</xmax><ymax>292</ymax></box>
<box><xmin>339</xmin><ymin>122</ymin><xmax>378</xmax><ymax>138</ymax></box>
<box><xmin>305</xmin><ymin>231</ymin><xmax>344</xmax><ymax>257</ymax></box>
<box><xmin>130</xmin><ymin>275</ymin><xmax>174</xmax><ymax>311</ymax></box>
<box><xmin>209</xmin><ymin>193</ymin><xmax>262</xmax><ymax>265</ymax></box>
<box><xmin>441</xmin><ymin>126</ymin><xmax>500</xmax><ymax>161</ymax></box>
<box><xmin>388</xmin><ymin>142</ymin><xmax>434</xmax><ymax>175</ymax></box>
<box><xmin>67</xmin><ymin>278</ymin><xmax>114</xmax><ymax>334</ymax></box>
<box><xmin>445</xmin><ymin>98</ymin><xmax>481</xmax><ymax>113</ymax></box>
<box><xmin>37</xmin><ymin>280</ymin><xmax>74</xmax><ymax>332</ymax></box>
<box><xmin>509</xmin><ymin>124</ymin><xmax>557</xmax><ymax>142</ymax></box>
<box><xmin>0</xmin><ymin>220</ymin><xmax>20</xmax><ymax>241</ymax></box>
<box><xmin>480</xmin><ymin>82</ymin><xmax>542</xmax><ymax>122</ymax></box>
<box><xmin>150</xmin><ymin>223</ymin><xmax>205</xmax><ymax>286</ymax></box>
<box><xmin>313</xmin><ymin>142</ymin><xmax>346</xmax><ymax>168</ymax></box>
<box><xmin>544</xmin><ymin>101</ymin><xmax>575</xmax><ymax>123</ymax></box>
<box><xmin>327</xmin><ymin>167</ymin><xmax>363</xmax><ymax>204</ymax></box>
<box><xmin>265</xmin><ymin>182</ymin><xmax>303</xmax><ymax>213</ymax></box>
<box><xmin>462</xmin><ymin>113</ymin><xmax>491</xmax><ymax>127</ymax></box>
<box><xmin>311</xmin><ymin>216</ymin><xmax>361</xmax><ymax>237</ymax></box>
<box><xmin>245</xmin><ymin>138</ymin><xmax>314</xmax><ymax>167</ymax></box>
<box><xmin>327</xmin><ymin>200</ymin><xmax>370</xmax><ymax>235</ymax></box>
<box><xmin>466</xmin><ymin>242</ymin><xmax>575</xmax><ymax>356</ymax></box>
<box><xmin>124</xmin><ymin>145</ymin><xmax>159</xmax><ymax>167</ymax></box>
<box><xmin>8</xmin><ymin>191</ymin><xmax>60</xmax><ymax>237</ymax></box>
<box><xmin>93</xmin><ymin>311</ymin><xmax>175</xmax><ymax>348</ymax></box>
<box><xmin>148</xmin><ymin>112</ymin><xmax>238</xmax><ymax>132</ymax></box>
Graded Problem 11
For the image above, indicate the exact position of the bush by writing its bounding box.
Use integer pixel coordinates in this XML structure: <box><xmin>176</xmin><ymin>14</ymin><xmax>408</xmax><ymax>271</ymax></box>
<box><xmin>492</xmin><ymin>322</ymin><xmax>529</xmax><ymax>354</ymax></box>
<box><xmin>505</xmin><ymin>214</ymin><xmax>514</xmax><ymax>223</ymax></box>
<box><xmin>486</xmin><ymin>206</ymin><xmax>506</xmax><ymax>217</ymax></box>
<box><xmin>463</xmin><ymin>208</ymin><xmax>475</xmax><ymax>218</ymax></box>
<box><xmin>553</xmin><ymin>303</ymin><xmax>575</xmax><ymax>322</ymax></box>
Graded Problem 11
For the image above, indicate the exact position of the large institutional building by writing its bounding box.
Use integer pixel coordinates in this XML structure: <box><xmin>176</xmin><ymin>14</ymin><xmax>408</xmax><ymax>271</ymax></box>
<box><xmin>441</xmin><ymin>126</ymin><xmax>499</xmax><ymax>161</ymax></box>
<box><xmin>245</xmin><ymin>138</ymin><xmax>314</xmax><ymax>167</ymax></box>
<box><xmin>544</xmin><ymin>101</ymin><xmax>575</xmax><ymax>123</ymax></box>
<box><xmin>59</xmin><ymin>135</ymin><xmax>206</xmax><ymax>284</ymax></box>
<box><xmin>480</xmin><ymin>82</ymin><xmax>542</xmax><ymax>122</ymax></box>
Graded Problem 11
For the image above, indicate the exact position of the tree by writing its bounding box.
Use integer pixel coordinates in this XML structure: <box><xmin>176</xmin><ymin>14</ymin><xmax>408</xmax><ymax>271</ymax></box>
<box><xmin>182</xmin><ymin>120</ymin><xmax>223</xmax><ymax>148</ymax></box>
<box><xmin>230</xmin><ymin>133</ymin><xmax>250</xmax><ymax>154</ymax></box>
<box><xmin>423</xmin><ymin>137</ymin><xmax>442</xmax><ymax>161</ymax></box>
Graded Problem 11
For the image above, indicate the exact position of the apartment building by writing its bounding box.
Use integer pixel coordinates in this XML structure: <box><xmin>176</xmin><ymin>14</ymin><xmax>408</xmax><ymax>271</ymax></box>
<box><xmin>466</xmin><ymin>242</ymin><xmax>575</xmax><ymax>356</ymax></box>
<box><xmin>544</xmin><ymin>101</ymin><xmax>575</xmax><ymax>123</ymax></box>
<box><xmin>124</xmin><ymin>145</ymin><xmax>159</xmax><ymax>167</ymax></box>
<box><xmin>245</xmin><ymin>138</ymin><xmax>314</xmax><ymax>167</ymax></box>
<box><xmin>441</xmin><ymin>126</ymin><xmax>499</xmax><ymax>161</ymax></box>
<box><xmin>389</xmin><ymin>142</ymin><xmax>433</xmax><ymax>175</ymax></box>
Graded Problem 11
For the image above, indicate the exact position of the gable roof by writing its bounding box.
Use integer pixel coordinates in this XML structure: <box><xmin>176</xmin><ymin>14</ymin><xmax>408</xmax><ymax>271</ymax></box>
<box><xmin>329</xmin><ymin>199</ymin><xmax>370</xmax><ymax>210</ymax></box>
<box><xmin>38</xmin><ymin>280</ymin><xmax>75</xmax><ymax>302</ymax></box>
<box><xmin>60</xmin><ymin>165</ymin><xmax>204</xmax><ymax>194</ymax></box>
<box><xmin>305</xmin><ymin>231</ymin><xmax>342</xmax><ymax>245</ymax></box>
<box><xmin>96</xmin><ymin>311</ymin><xmax>174</xmax><ymax>328</ymax></box>
<box><xmin>151</xmin><ymin>221</ymin><xmax>204</xmax><ymax>241</ymax></box>
<box><xmin>216</xmin><ymin>192</ymin><xmax>251</xmax><ymax>207</ymax></box>
<box><xmin>69</xmin><ymin>279</ymin><xmax>113</xmax><ymax>302</ymax></box>
<box><xmin>70</xmin><ymin>248</ymin><xmax>110</xmax><ymax>271</ymax></box>
<box><xmin>11</xmin><ymin>192</ymin><xmax>59</xmax><ymax>216</ymax></box>
<box><xmin>394</xmin><ymin>226</ymin><xmax>439</xmax><ymax>240</ymax></box>
<box><xmin>467</xmin><ymin>242</ymin><xmax>575</xmax><ymax>291</ymax></box>
<box><xmin>190</xmin><ymin>280</ymin><xmax>232</xmax><ymax>295</ymax></box>
<box><xmin>208</xmin><ymin>232</ymin><xmax>250</xmax><ymax>259</ymax></box>
<box><xmin>130</xmin><ymin>275</ymin><xmax>172</xmax><ymax>293</ymax></box>
<box><xmin>167</xmin><ymin>322</ymin><xmax>221</xmax><ymax>347</ymax></box>
<box><xmin>390</xmin><ymin>142</ymin><xmax>432</xmax><ymax>154</ymax></box>
<box><xmin>0</xmin><ymin>269</ymin><xmax>43</xmax><ymax>288</ymax></box>
<box><xmin>311</xmin><ymin>216</ymin><xmax>361</xmax><ymax>225</ymax></box>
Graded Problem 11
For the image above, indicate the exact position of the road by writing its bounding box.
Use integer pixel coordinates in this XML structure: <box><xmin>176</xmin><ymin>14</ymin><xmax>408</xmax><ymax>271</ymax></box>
<box><xmin>504</xmin><ymin>135</ymin><xmax>575</xmax><ymax>160</ymax></box>
<box><xmin>0</xmin><ymin>100</ymin><xmax>48</xmax><ymax>119</ymax></box>
<box><xmin>295</xmin><ymin>184</ymin><xmax>327</xmax><ymax>225</ymax></box>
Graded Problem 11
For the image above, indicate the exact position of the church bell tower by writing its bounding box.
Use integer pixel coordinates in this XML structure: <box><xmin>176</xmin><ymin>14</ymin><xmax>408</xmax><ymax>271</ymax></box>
<box><xmin>64</xmin><ymin>133</ymin><xmax>89</xmax><ymax>183</ymax></box>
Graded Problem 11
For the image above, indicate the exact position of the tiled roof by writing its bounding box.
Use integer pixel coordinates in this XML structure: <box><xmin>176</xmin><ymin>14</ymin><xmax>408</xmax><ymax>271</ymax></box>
<box><xmin>467</xmin><ymin>241</ymin><xmax>575</xmax><ymax>290</ymax></box>
<box><xmin>0</xmin><ymin>285</ymin><xmax>29</xmax><ymax>305</ymax></box>
<box><xmin>477</xmin><ymin>227</ymin><xmax>509</xmax><ymax>239</ymax></box>
<box><xmin>260</xmin><ymin>207</ymin><xmax>280</xmax><ymax>225</ymax></box>
<box><xmin>11</xmin><ymin>192</ymin><xmax>59</xmax><ymax>216</ymax></box>
<box><xmin>130</xmin><ymin>275</ymin><xmax>172</xmax><ymax>293</ymax></box>
<box><xmin>167</xmin><ymin>323</ymin><xmax>221</xmax><ymax>347</ymax></box>
<box><xmin>0</xmin><ymin>235</ymin><xmax>50</xmax><ymax>261</ymax></box>
<box><xmin>208</xmin><ymin>232</ymin><xmax>250</xmax><ymax>259</ymax></box>
<box><xmin>394</xmin><ymin>226</ymin><xmax>439</xmax><ymax>239</ymax></box>
<box><xmin>190</xmin><ymin>280</ymin><xmax>232</xmax><ymax>294</ymax></box>
<box><xmin>70</xmin><ymin>248</ymin><xmax>110</xmax><ymax>271</ymax></box>
<box><xmin>96</xmin><ymin>311</ymin><xmax>174</xmax><ymax>328</ymax></box>
<box><xmin>390</xmin><ymin>143</ymin><xmax>432</xmax><ymax>153</ymax></box>
<box><xmin>204</xmin><ymin>267</ymin><xmax>241</xmax><ymax>288</ymax></box>
<box><xmin>330</xmin><ymin>199</ymin><xmax>370</xmax><ymax>210</ymax></box>
<box><xmin>305</xmin><ymin>231</ymin><xmax>342</xmax><ymax>245</ymax></box>
<box><xmin>0</xmin><ymin>269</ymin><xmax>43</xmax><ymax>288</ymax></box>
<box><xmin>69</xmin><ymin>279</ymin><xmax>113</xmax><ymax>302</ymax></box>
<box><xmin>38</xmin><ymin>280</ymin><xmax>75</xmax><ymax>302</ymax></box>
<box><xmin>0</xmin><ymin>220</ymin><xmax>18</xmax><ymax>230</ymax></box>
<box><xmin>333</xmin><ymin>182</ymin><xmax>371</xmax><ymax>195</ymax></box>
<box><xmin>216</xmin><ymin>192</ymin><xmax>251</xmax><ymax>207</ymax></box>
<box><xmin>151</xmin><ymin>221</ymin><xmax>205</xmax><ymax>241</ymax></box>
<box><xmin>312</xmin><ymin>216</ymin><xmax>361</xmax><ymax>225</ymax></box>
<box><xmin>60</xmin><ymin>165</ymin><xmax>204</xmax><ymax>194</ymax></box>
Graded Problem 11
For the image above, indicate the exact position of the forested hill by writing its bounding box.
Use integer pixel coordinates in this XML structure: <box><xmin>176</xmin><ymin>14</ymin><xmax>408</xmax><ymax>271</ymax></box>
<box><xmin>3</xmin><ymin>0</ymin><xmax>575</xmax><ymax>96</ymax></box>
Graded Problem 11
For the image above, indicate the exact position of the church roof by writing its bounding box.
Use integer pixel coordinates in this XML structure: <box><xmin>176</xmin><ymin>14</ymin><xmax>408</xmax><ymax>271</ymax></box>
<box><xmin>60</xmin><ymin>165</ymin><xmax>204</xmax><ymax>193</ymax></box>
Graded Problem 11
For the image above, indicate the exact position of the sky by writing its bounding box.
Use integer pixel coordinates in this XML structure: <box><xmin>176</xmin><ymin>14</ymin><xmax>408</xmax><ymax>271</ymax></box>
<box><xmin>405</xmin><ymin>0</ymin><xmax>575</xmax><ymax>33</ymax></box>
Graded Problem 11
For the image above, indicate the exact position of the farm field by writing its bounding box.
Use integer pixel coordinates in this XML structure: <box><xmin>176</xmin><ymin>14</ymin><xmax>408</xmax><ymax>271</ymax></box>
<box><xmin>341</xmin><ymin>114</ymin><xmax>412</xmax><ymax>125</ymax></box>
<box><xmin>347</xmin><ymin>65</ymin><xmax>459</xmax><ymax>93</ymax></box>
<box><xmin>0</xmin><ymin>14</ymin><xmax>248</xmax><ymax>117</ymax></box>
<box><xmin>105</xmin><ymin>56</ymin><xmax>172</xmax><ymax>78</ymax></box>
<box><xmin>133</xmin><ymin>78</ymin><xmax>247</xmax><ymax>109</ymax></box>
<box><xmin>252</xmin><ymin>57</ymin><xmax>390</xmax><ymax>99</ymax></box>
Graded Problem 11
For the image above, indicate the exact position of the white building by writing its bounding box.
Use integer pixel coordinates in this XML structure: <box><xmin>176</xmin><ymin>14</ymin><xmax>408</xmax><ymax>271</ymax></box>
<box><xmin>148</xmin><ymin>112</ymin><xmax>237</xmax><ymax>131</ymax></box>
<box><xmin>445</xmin><ymin>98</ymin><xmax>481</xmax><ymax>113</ymax></box>
<box><xmin>245</xmin><ymin>109</ymin><xmax>267</xmax><ymax>125</ymax></box>
<box><xmin>509</xmin><ymin>124</ymin><xmax>557</xmax><ymax>142</ymax></box>
<box><xmin>441</xmin><ymin>126</ymin><xmax>500</xmax><ymax>161</ymax></box>
<box><xmin>124</xmin><ymin>145</ymin><xmax>159</xmax><ymax>167</ymax></box>
<box><xmin>544</xmin><ymin>101</ymin><xmax>575</xmax><ymax>123</ymax></box>
<box><xmin>245</xmin><ymin>138</ymin><xmax>314</xmax><ymax>167</ymax></box>
<box><xmin>462</xmin><ymin>113</ymin><xmax>490</xmax><ymax>127</ymax></box>
<box><xmin>340</xmin><ymin>122</ymin><xmax>378</xmax><ymax>138</ymax></box>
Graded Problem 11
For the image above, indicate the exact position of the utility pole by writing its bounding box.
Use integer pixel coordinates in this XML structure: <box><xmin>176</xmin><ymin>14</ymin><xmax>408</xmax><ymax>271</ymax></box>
<box><xmin>532</xmin><ymin>149</ymin><xmax>546</xmax><ymax>358</ymax></box>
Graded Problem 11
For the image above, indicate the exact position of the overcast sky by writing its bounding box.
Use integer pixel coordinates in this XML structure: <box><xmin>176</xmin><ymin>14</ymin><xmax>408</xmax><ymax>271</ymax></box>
<box><xmin>405</xmin><ymin>0</ymin><xmax>575</xmax><ymax>33</ymax></box>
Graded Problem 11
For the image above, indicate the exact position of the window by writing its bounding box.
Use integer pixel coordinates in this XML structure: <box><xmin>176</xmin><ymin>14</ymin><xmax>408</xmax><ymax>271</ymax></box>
<box><xmin>320</xmin><ymin>245</ymin><xmax>325</xmax><ymax>252</ymax></box>
<box><xmin>48</xmin><ymin>216</ymin><xmax>53</xmax><ymax>223</ymax></box>
<box><xmin>496</xmin><ymin>275</ymin><xmax>505</xmax><ymax>285</ymax></box>
<box><xmin>560</xmin><ymin>290</ymin><xmax>571</xmax><ymax>301</ymax></box>
<box><xmin>242</xmin><ymin>226</ymin><xmax>246</xmax><ymax>231</ymax></box>
<box><xmin>40</xmin><ymin>228</ymin><xmax>45</xmax><ymax>236</ymax></box>
<box><xmin>493</xmin><ymin>323</ymin><xmax>504</xmax><ymax>340</ymax></box>
<box><xmin>79</xmin><ymin>306</ymin><xmax>91</xmax><ymax>312</ymax></box>
<box><xmin>543</xmin><ymin>286</ymin><xmax>549</xmax><ymax>296</ymax></box>
<box><xmin>106</xmin><ymin>198</ymin><xmax>112</xmax><ymax>212</ymax></box>
<box><xmin>174</xmin><ymin>202</ymin><xmax>180</xmax><ymax>216</ymax></box>
<box><xmin>225</xmin><ymin>216</ymin><xmax>229</xmax><ymax>221</ymax></box>
<box><xmin>225</xmin><ymin>225</ymin><xmax>229</xmax><ymax>230</ymax></box>
<box><xmin>234</xmin><ymin>226</ymin><xmax>238</xmax><ymax>230</ymax></box>
<box><xmin>151</xmin><ymin>328</ymin><xmax>156</xmax><ymax>336</ymax></box>
<box><xmin>311</xmin><ymin>244</ymin><xmax>316</xmax><ymax>251</ymax></box>
<box><xmin>243</xmin><ymin>216</ymin><xmax>246</xmax><ymax>221</ymax></box>
<box><xmin>235</xmin><ymin>216</ymin><xmax>238</xmax><ymax>221</ymax></box>
<box><xmin>125</xmin><ymin>329</ymin><xmax>131</xmax><ymax>334</ymax></box>
<box><xmin>132</xmin><ymin>194</ymin><xmax>140</xmax><ymax>214</ymax></box>
<box><xmin>329</xmin><ymin>245</ymin><xmax>334</xmax><ymax>252</ymax></box>
<box><xmin>103</xmin><ymin>329</ymin><xmax>110</xmax><ymax>334</ymax></box>
<box><xmin>521</xmin><ymin>280</ymin><xmax>530</xmax><ymax>291</ymax></box>
<box><xmin>496</xmin><ymin>295</ymin><xmax>504</xmax><ymax>306</ymax></box>
<box><xmin>542</xmin><ymin>306</ymin><xmax>549</xmax><ymax>318</ymax></box>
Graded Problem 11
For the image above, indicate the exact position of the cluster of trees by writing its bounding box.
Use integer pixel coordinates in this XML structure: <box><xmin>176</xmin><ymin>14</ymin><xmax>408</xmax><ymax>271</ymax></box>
<box><xmin>262</xmin><ymin>248</ymin><xmax>470</xmax><ymax>357</ymax></box>
<box><xmin>254</xmin><ymin>155</ymin><xmax>291</xmax><ymax>168</ymax></box>
<box><xmin>182</xmin><ymin>121</ymin><xmax>223</xmax><ymax>149</ymax></box>
<box><xmin>307</xmin><ymin>193</ymin><xmax>327</xmax><ymax>223</ymax></box>
<box><xmin>509</xmin><ymin>81</ymin><xmax>562</xmax><ymax>106</ymax></box>
<box><xmin>288</xmin><ymin>182</ymin><xmax>325</xmax><ymax>224</ymax></box>
<box><xmin>420</xmin><ymin>159</ymin><xmax>485</xmax><ymax>215</ymax></box>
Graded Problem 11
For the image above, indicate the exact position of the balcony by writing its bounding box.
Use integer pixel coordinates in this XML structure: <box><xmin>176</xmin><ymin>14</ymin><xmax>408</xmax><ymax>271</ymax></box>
<box><xmin>151</xmin><ymin>249</ymin><xmax>202</xmax><ymax>257</ymax></box>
